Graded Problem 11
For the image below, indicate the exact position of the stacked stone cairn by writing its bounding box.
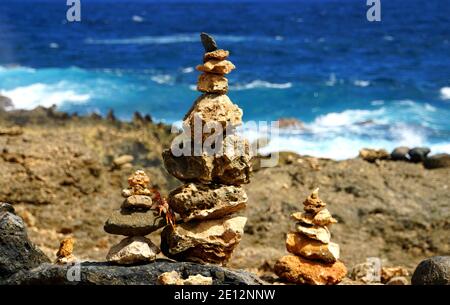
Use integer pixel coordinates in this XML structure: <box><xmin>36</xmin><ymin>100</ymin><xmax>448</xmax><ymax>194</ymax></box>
<box><xmin>160</xmin><ymin>33</ymin><xmax>251</xmax><ymax>265</ymax></box>
<box><xmin>275</xmin><ymin>188</ymin><xmax>347</xmax><ymax>285</ymax></box>
<box><xmin>104</xmin><ymin>170</ymin><xmax>164</xmax><ymax>264</ymax></box>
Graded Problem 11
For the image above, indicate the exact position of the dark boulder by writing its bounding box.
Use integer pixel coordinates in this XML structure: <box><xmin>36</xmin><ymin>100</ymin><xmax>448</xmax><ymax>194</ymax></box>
<box><xmin>424</xmin><ymin>154</ymin><xmax>450</xmax><ymax>169</ymax></box>
<box><xmin>411</xmin><ymin>256</ymin><xmax>450</xmax><ymax>285</ymax></box>
<box><xmin>408</xmin><ymin>147</ymin><xmax>431</xmax><ymax>163</ymax></box>
<box><xmin>391</xmin><ymin>146</ymin><xmax>410</xmax><ymax>161</ymax></box>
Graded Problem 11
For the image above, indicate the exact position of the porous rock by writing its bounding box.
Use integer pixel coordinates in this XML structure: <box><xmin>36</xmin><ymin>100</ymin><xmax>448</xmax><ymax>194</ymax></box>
<box><xmin>286</xmin><ymin>233</ymin><xmax>339</xmax><ymax>263</ymax></box>
<box><xmin>104</xmin><ymin>209</ymin><xmax>166</xmax><ymax>236</ymax></box>
<box><xmin>107</xmin><ymin>236</ymin><xmax>160</xmax><ymax>265</ymax></box>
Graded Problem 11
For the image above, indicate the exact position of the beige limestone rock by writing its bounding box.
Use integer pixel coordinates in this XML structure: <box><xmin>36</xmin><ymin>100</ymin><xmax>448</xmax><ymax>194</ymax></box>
<box><xmin>295</xmin><ymin>224</ymin><xmax>331</xmax><ymax>244</ymax></box>
<box><xmin>197</xmin><ymin>73</ymin><xmax>228</xmax><ymax>94</ymax></box>
<box><xmin>160</xmin><ymin>216</ymin><xmax>247</xmax><ymax>265</ymax></box>
<box><xmin>291</xmin><ymin>208</ymin><xmax>337</xmax><ymax>226</ymax></box>
<box><xmin>169</xmin><ymin>183</ymin><xmax>247</xmax><ymax>221</ymax></box>
<box><xmin>184</xmin><ymin>274</ymin><xmax>213</xmax><ymax>285</ymax></box>
<box><xmin>128</xmin><ymin>170</ymin><xmax>150</xmax><ymax>188</ymax></box>
<box><xmin>106</xmin><ymin>236</ymin><xmax>159</xmax><ymax>265</ymax></box>
<box><xmin>286</xmin><ymin>232</ymin><xmax>339</xmax><ymax>263</ymax></box>
<box><xmin>381</xmin><ymin>266</ymin><xmax>409</xmax><ymax>283</ymax></box>
<box><xmin>274</xmin><ymin>255</ymin><xmax>347</xmax><ymax>285</ymax></box>
<box><xmin>204</xmin><ymin>49</ymin><xmax>229</xmax><ymax>61</ymax></box>
<box><xmin>196</xmin><ymin>60</ymin><xmax>235</xmax><ymax>75</ymax></box>
<box><xmin>158</xmin><ymin>271</ymin><xmax>213</xmax><ymax>285</ymax></box>
<box><xmin>302</xmin><ymin>188</ymin><xmax>327</xmax><ymax>213</ymax></box>
<box><xmin>113</xmin><ymin>155</ymin><xmax>134</xmax><ymax>167</ymax></box>
<box><xmin>56</xmin><ymin>237</ymin><xmax>74</xmax><ymax>258</ymax></box>
<box><xmin>122</xmin><ymin>195</ymin><xmax>153</xmax><ymax>210</ymax></box>
<box><xmin>359</xmin><ymin>148</ymin><xmax>389</xmax><ymax>162</ymax></box>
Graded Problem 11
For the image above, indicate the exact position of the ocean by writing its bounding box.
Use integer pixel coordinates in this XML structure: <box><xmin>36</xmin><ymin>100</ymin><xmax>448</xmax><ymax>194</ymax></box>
<box><xmin>0</xmin><ymin>0</ymin><xmax>449</xmax><ymax>159</ymax></box>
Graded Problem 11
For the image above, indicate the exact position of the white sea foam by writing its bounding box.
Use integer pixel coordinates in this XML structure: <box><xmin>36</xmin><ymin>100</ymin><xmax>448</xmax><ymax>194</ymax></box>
<box><xmin>0</xmin><ymin>82</ymin><xmax>90</xmax><ymax>110</ymax></box>
<box><xmin>132</xmin><ymin>15</ymin><xmax>144</xmax><ymax>23</ymax></box>
<box><xmin>354</xmin><ymin>80</ymin><xmax>370</xmax><ymax>87</ymax></box>
<box><xmin>49</xmin><ymin>42</ymin><xmax>59</xmax><ymax>49</ymax></box>
<box><xmin>150</xmin><ymin>74</ymin><xmax>173</xmax><ymax>85</ymax></box>
<box><xmin>440</xmin><ymin>87</ymin><xmax>450</xmax><ymax>100</ymax></box>
<box><xmin>230</xmin><ymin>80</ymin><xmax>292</xmax><ymax>90</ymax></box>
<box><xmin>181</xmin><ymin>67</ymin><xmax>194</xmax><ymax>73</ymax></box>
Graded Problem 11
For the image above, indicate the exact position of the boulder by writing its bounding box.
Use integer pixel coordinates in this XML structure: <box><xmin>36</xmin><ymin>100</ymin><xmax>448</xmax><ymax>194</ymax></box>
<box><xmin>196</xmin><ymin>60</ymin><xmax>235</xmax><ymax>75</ymax></box>
<box><xmin>169</xmin><ymin>183</ymin><xmax>247</xmax><ymax>221</ymax></box>
<box><xmin>0</xmin><ymin>203</ymin><xmax>50</xmax><ymax>280</ymax></box>
<box><xmin>286</xmin><ymin>233</ymin><xmax>339</xmax><ymax>263</ymax></box>
<box><xmin>106</xmin><ymin>236</ymin><xmax>160</xmax><ymax>265</ymax></box>
<box><xmin>424</xmin><ymin>153</ymin><xmax>450</xmax><ymax>169</ymax></box>
<box><xmin>391</xmin><ymin>146</ymin><xmax>410</xmax><ymax>161</ymax></box>
<box><xmin>104</xmin><ymin>209</ymin><xmax>166</xmax><ymax>236</ymax></box>
<box><xmin>411</xmin><ymin>256</ymin><xmax>450</xmax><ymax>285</ymax></box>
<box><xmin>160</xmin><ymin>216</ymin><xmax>247</xmax><ymax>265</ymax></box>
<box><xmin>408</xmin><ymin>147</ymin><xmax>431</xmax><ymax>163</ymax></box>
<box><xmin>359</xmin><ymin>148</ymin><xmax>389</xmax><ymax>162</ymax></box>
<box><xmin>295</xmin><ymin>224</ymin><xmax>331</xmax><ymax>244</ymax></box>
<box><xmin>197</xmin><ymin>73</ymin><xmax>228</xmax><ymax>94</ymax></box>
<box><xmin>122</xmin><ymin>195</ymin><xmax>153</xmax><ymax>210</ymax></box>
<box><xmin>274</xmin><ymin>255</ymin><xmax>347</xmax><ymax>285</ymax></box>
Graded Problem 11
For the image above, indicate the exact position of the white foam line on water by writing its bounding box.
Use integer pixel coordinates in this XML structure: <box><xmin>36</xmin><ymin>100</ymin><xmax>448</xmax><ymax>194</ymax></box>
<box><xmin>440</xmin><ymin>87</ymin><xmax>450</xmax><ymax>100</ymax></box>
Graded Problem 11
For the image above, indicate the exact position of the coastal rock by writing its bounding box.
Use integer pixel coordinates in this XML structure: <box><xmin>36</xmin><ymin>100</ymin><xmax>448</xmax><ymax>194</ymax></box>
<box><xmin>122</xmin><ymin>195</ymin><xmax>153</xmax><ymax>210</ymax></box>
<box><xmin>106</xmin><ymin>236</ymin><xmax>160</xmax><ymax>265</ymax></box>
<box><xmin>391</xmin><ymin>146</ymin><xmax>410</xmax><ymax>161</ymax></box>
<box><xmin>350</xmin><ymin>260</ymin><xmax>381</xmax><ymax>283</ymax></box>
<box><xmin>169</xmin><ymin>183</ymin><xmax>247</xmax><ymax>221</ymax></box>
<box><xmin>184</xmin><ymin>274</ymin><xmax>213</xmax><ymax>285</ymax></box>
<box><xmin>200</xmin><ymin>32</ymin><xmax>218</xmax><ymax>53</ymax></box>
<box><xmin>162</xmin><ymin>151</ymin><xmax>214</xmax><ymax>183</ymax></box>
<box><xmin>408</xmin><ymin>147</ymin><xmax>431</xmax><ymax>163</ymax></box>
<box><xmin>104</xmin><ymin>209</ymin><xmax>166</xmax><ymax>236</ymax></box>
<box><xmin>204</xmin><ymin>49</ymin><xmax>229</xmax><ymax>61</ymax></box>
<box><xmin>411</xmin><ymin>256</ymin><xmax>450</xmax><ymax>285</ymax></box>
<box><xmin>113</xmin><ymin>155</ymin><xmax>134</xmax><ymax>168</ymax></box>
<box><xmin>160</xmin><ymin>216</ymin><xmax>247</xmax><ymax>265</ymax></box>
<box><xmin>386</xmin><ymin>276</ymin><xmax>409</xmax><ymax>285</ymax></box>
<box><xmin>197</xmin><ymin>73</ymin><xmax>228</xmax><ymax>94</ymax></box>
<box><xmin>424</xmin><ymin>153</ymin><xmax>450</xmax><ymax>169</ymax></box>
<box><xmin>291</xmin><ymin>209</ymin><xmax>337</xmax><ymax>226</ymax></box>
<box><xmin>381</xmin><ymin>266</ymin><xmax>409</xmax><ymax>283</ymax></box>
<box><xmin>359</xmin><ymin>148</ymin><xmax>389</xmax><ymax>162</ymax></box>
<box><xmin>128</xmin><ymin>170</ymin><xmax>150</xmax><ymax>188</ymax></box>
<box><xmin>302</xmin><ymin>188</ymin><xmax>327</xmax><ymax>213</ymax></box>
<box><xmin>0</xmin><ymin>94</ymin><xmax>13</xmax><ymax>110</ymax></box>
<box><xmin>158</xmin><ymin>271</ymin><xmax>213</xmax><ymax>285</ymax></box>
<box><xmin>296</xmin><ymin>224</ymin><xmax>331</xmax><ymax>244</ymax></box>
<box><xmin>196</xmin><ymin>60</ymin><xmax>235</xmax><ymax>75</ymax></box>
<box><xmin>0</xmin><ymin>126</ymin><xmax>23</xmax><ymax>136</ymax></box>
<box><xmin>56</xmin><ymin>237</ymin><xmax>75</xmax><ymax>259</ymax></box>
<box><xmin>274</xmin><ymin>255</ymin><xmax>347</xmax><ymax>285</ymax></box>
<box><xmin>0</xmin><ymin>203</ymin><xmax>50</xmax><ymax>280</ymax></box>
<box><xmin>286</xmin><ymin>233</ymin><xmax>339</xmax><ymax>263</ymax></box>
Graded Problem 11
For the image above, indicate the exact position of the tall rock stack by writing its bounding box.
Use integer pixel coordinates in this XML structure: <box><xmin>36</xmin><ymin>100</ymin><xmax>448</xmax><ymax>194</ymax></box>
<box><xmin>160</xmin><ymin>33</ymin><xmax>251</xmax><ymax>265</ymax></box>
<box><xmin>103</xmin><ymin>170</ymin><xmax>164</xmax><ymax>264</ymax></box>
<box><xmin>275</xmin><ymin>188</ymin><xmax>347</xmax><ymax>285</ymax></box>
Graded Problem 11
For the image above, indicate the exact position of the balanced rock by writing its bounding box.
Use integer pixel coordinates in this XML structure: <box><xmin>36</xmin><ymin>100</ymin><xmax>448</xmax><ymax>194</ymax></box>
<box><xmin>107</xmin><ymin>236</ymin><xmax>160</xmax><ymax>265</ymax></box>
<box><xmin>292</xmin><ymin>208</ymin><xmax>337</xmax><ymax>226</ymax></box>
<box><xmin>424</xmin><ymin>153</ymin><xmax>450</xmax><ymax>169</ymax></box>
<box><xmin>161</xmin><ymin>216</ymin><xmax>247</xmax><ymax>265</ymax></box>
<box><xmin>391</xmin><ymin>146</ymin><xmax>410</xmax><ymax>161</ymax></box>
<box><xmin>104</xmin><ymin>209</ymin><xmax>165</xmax><ymax>236</ymax></box>
<box><xmin>122</xmin><ymin>195</ymin><xmax>153</xmax><ymax>210</ymax></box>
<box><xmin>408</xmin><ymin>147</ymin><xmax>431</xmax><ymax>163</ymax></box>
<box><xmin>296</xmin><ymin>224</ymin><xmax>331</xmax><ymax>244</ymax></box>
<box><xmin>196</xmin><ymin>60</ymin><xmax>235</xmax><ymax>75</ymax></box>
<box><xmin>286</xmin><ymin>233</ymin><xmax>339</xmax><ymax>263</ymax></box>
<box><xmin>169</xmin><ymin>183</ymin><xmax>247</xmax><ymax>221</ymax></box>
<box><xmin>204</xmin><ymin>49</ymin><xmax>229</xmax><ymax>61</ymax></box>
<box><xmin>197</xmin><ymin>73</ymin><xmax>228</xmax><ymax>94</ymax></box>
<box><xmin>411</xmin><ymin>256</ymin><xmax>450</xmax><ymax>285</ymax></box>
<box><xmin>359</xmin><ymin>148</ymin><xmax>389</xmax><ymax>162</ymax></box>
<box><xmin>302</xmin><ymin>188</ymin><xmax>327</xmax><ymax>213</ymax></box>
<box><xmin>275</xmin><ymin>255</ymin><xmax>347</xmax><ymax>285</ymax></box>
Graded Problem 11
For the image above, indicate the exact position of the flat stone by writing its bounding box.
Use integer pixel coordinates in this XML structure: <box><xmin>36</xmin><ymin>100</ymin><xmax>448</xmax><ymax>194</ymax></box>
<box><xmin>391</xmin><ymin>146</ymin><xmax>410</xmax><ymax>161</ymax></box>
<box><xmin>204</xmin><ymin>49</ymin><xmax>229</xmax><ymax>61</ymax></box>
<box><xmin>359</xmin><ymin>148</ymin><xmax>389</xmax><ymax>162</ymax></box>
<box><xmin>161</xmin><ymin>216</ymin><xmax>247</xmax><ymax>265</ymax></box>
<box><xmin>169</xmin><ymin>183</ymin><xmax>247</xmax><ymax>221</ymax></box>
<box><xmin>200</xmin><ymin>32</ymin><xmax>218</xmax><ymax>52</ymax></box>
<box><xmin>424</xmin><ymin>153</ymin><xmax>450</xmax><ymax>169</ymax></box>
<box><xmin>104</xmin><ymin>209</ymin><xmax>166</xmax><ymax>236</ymax></box>
<box><xmin>296</xmin><ymin>224</ymin><xmax>331</xmax><ymax>244</ymax></box>
<box><xmin>412</xmin><ymin>256</ymin><xmax>450</xmax><ymax>285</ymax></box>
<box><xmin>291</xmin><ymin>208</ymin><xmax>337</xmax><ymax>226</ymax></box>
<box><xmin>106</xmin><ymin>236</ymin><xmax>160</xmax><ymax>265</ymax></box>
<box><xmin>408</xmin><ymin>147</ymin><xmax>431</xmax><ymax>163</ymax></box>
<box><xmin>122</xmin><ymin>195</ymin><xmax>153</xmax><ymax>210</ymax></box>
<box><xmin>286</xmin><ymin>232</ymin><xmax>339</xmax><ymax>263</ymax></box>
<box><xmin>275</xmin><ymin>255</ymin><xmax>347</xmax><ymax>285</ymax></box>
<box><xmin>197</xmin><ymin>73</ymin><xmax>228</xmax><ymax>94</ymax></box>
<box><xmin>196</xmin><ymin>60</ymin><xmax>235</xmax><ymax>75</ymax></box>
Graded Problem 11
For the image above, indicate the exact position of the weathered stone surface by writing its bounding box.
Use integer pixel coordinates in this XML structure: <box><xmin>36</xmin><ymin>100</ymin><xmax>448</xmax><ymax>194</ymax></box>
<box><xmin>408</xmin><ymin>147</ymin><xmax>431</xmax><ymax>163</ymax></box>
<box><xmin>424</xmin><ymin>153</ymin><xmax>450</xmax><ymax>169</ymax></box>
<box><xmin>350</xmin><ymin>259</ymin><xmax>382</xmax><ymax>283</ymax></box>
<box><xmin>359</xmin><ymin>148</ymin><xmax>389</xmax><ymax>162</ymax></box>
<box><xmin>169</xmin><ymin>183</ymin><xmax>247</xmax><ymax>221</ymax></box>
<box><xmin>197</xmin><ymin>73</ymin><xmax>228</xmax><ymax>94</ymax></box>
<box><xmin>291</xmin><ymin>209</ymin><xmax>337</xmax><ymax>226</ymax></box>
<box><xmin>196</xmin><ymin>60</ymin><xmax>235</xmax><ymax>75</ymax></box>
<box><xmin>122</xmin><ymin>195</ymin><xmax>153</xmax><ymax>210</ymax></box>
<box><xmin>113</xmin><ymin>155</ymin><xmax>134</xmax><ymax>167</ymax></box>
<box><xmin>274</xmin><ymin>255</ymin><xmax>347</xmax><ymax>285</ymax></box>
<box><xmin>184</xmin><ymin>274</ymin><xmax>213</xmax><ymax>285</ymax></box>
<box><xmin>296</xmin><ymin>224</ymin><xmax>331</xmax><ymax>244</ymax></box>
<box><xmin>286</xmin><ymin>233</ymin><xmax>339</xmax><ymax>263</ymax></box>
<box><xmin>0</xmin><ymin>203</ymin><xmax>50</xmax><ymax>280</ymax></box>
<box><xmin>302</xmin><ymin>188</ymin><xmax>327</xmax><ymax>213</ymax></box>
<box><xmin>158</xmin><ymin>271</ymin><xmax>213</xmax><ymax>285</ymax></box>
<box><xmin>104</xmin><ymin>209</ymin><xmax>166</xmax><ymax>236</ymax></box>
<box><xmin>391</xmin><ymin>146</ymin><xmax>410</xmax><ymax>161</ymax></box>
<box><xmin>3</xmin><ymin>260</ymin><xmax>264</xmax><ymax>285</ymax></box>
<box><xmin>0</xmin><ymin>94</ymin><xmax>13</xmax><ymax>110</ymax></box>
<box><xmin>411</xmin><ymin>256</ymin><xmax>450</xmax><ymax>285</ymax></box>
<box><xmin>107</xmin><ymin>236</ymin><xmax>160</xmax><ymax>265</ymax></box>
<box><xmin>56</xmin><ymin>237</ymin><xmax>74</xmax><ymax>258</ymax></box>
<box><xmin>200</xmin><ymin>32</ymin><xmax>218</xmax><ymax>53</ymax></box>
<box><xmin>381</xmin><ymin>266</ymin><xmax>409</xmax><ymax>283</ymax></box>
<box><xmin>161</xmin><ymin>216</ymin><xmax>247</xmax><ymax>265</ymax></box>
<box><xmin>386</xmin><ymin>276</ymin><xmax>409</xmax><ymax>285</ymax></box>
<box><xmin>0</xmin><ymin>126</ymin><xmax>23</xmax><ymax>136</ymax></box>
<box><xmin>204</xmin><ymin>49</ymin><xmax>229</xmax><ymax>61</ymax></box>
<box><xmin>162</xmin><ymin>150</ymin><xmax>214</xmax><ymax>183</ymax></box>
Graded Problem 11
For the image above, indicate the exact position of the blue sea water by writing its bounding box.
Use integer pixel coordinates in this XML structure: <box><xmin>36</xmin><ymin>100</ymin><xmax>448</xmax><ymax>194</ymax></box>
<box><xmin>0</xmin><ymin>0</ymin><xmax>449</xmax><ymax>159</ymax></box>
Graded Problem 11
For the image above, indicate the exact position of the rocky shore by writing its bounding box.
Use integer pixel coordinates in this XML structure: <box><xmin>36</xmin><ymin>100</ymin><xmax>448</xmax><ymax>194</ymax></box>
<box><xmin>0</xmin><ymin>106</ymin><xmax>449</xmax><ymax>284</ymax></box>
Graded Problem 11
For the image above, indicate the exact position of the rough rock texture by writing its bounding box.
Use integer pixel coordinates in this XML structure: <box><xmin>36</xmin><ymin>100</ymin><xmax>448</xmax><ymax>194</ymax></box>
<box><xmin>56</xmin><ymin>237</ymin><xmax>74</xmax><ymax>258</ymax></box>
<box><xmin>200</xmin><ymin>32</ymin><xmax>218</xmax><ymax>53</ymax></box>
<box><xmin>161</xmin><ymin>216</ymin><xmax>247</xmax><ymax>265</ymax></box>
<box><xmin>411</xmin><ymin>256</ymin><xmax>450</xmax><ymax>285</ymax></box>
<box><xmin>122</xmin><ymin>195</ymin><xmax>153</xmax><ymax>210</ymax></box>
<box><xmin>424</xmin><ymin>154</ymin><xmax>450</xmax><ymax>169</ymax></box>
<box><xmin>169</xmin><ymin>183</ymin><xmax>247</xmax><ymax>221</ymax></box>
<box><xmin>0</xmin><ymin>203</ymin><xmax>50</xmax><ymax>280</ymax></box>
<box><xmin>2</xmin><ymin>260</ymin><xmax>264</xmax><ymax>285</ymax></box>
<box><xmin>274</xmin><ymin>255</ymin><xmax>347</xmax><ymax>285</ymax></box>
<box><xmin>285</xmin><ymin>233</ymin><xmax>339</xmax><ymax>263</ymax></box>
<box><xmin>106</xmin><ymin>236</ymin><xmax>160</xmax><ymax>264</ymax></box>
<box><xmin>158</xmin><ymin>270</ymin><xmax>213</xmax><ymax>285</ymax></box>
<box><xmin>0</xmin><ymin>94</ymin><xmax>13</xmax><ymax>110</ymax></box>
<box><xmin>196</xmin><ymin>60</ymin><xmax>235</xmax><ymax>75</ymax></box>
<box><xmin>104</xmin><ymin>209</ymin><xmax>166</xmax><ymax>236</ymax></box>
<box><xmin>204</xmin><ymin>49</ymin><xmax>229</xmax><ymax>61</ymax></box>
<box><xmin>349</xmin><ymin>260</ymin><xmax>381</xmax><ymax>283</ymax></box>
<box><xmin>381</xmin><ymin>266</ymin><xmax>409</xmax><ymax>283</ymax></box>
<box><xmin>409</xmin><ymin>147</ymin><xmax>431</xmax><ymax>163</ymax></box>
<box><xmin>291</xmin><ymin>209</ymin><xmax>337</xmax><ymax>226</ymax></box>
<box><xmin>197</xmin><ymin>73</ymin><xmax>228</xmax><ymax>94</ymax></box>
<box><xmin>295</xmin><ymin>224</ymin><xmax>331</xmax><ymax>244</ymax></box>
<box><xmin>386</xmin><ymin>276</ymin><xmax>409</xmax><ymax>285</ymax></box>
<box><xmin>391</xmin><ymin>146</ymin><xmax>410</xmax><ymax>161</ymax></box>
<box><xmin>359</xmin><ymin>148</ymin><xmax>390</xmax><ymax>162</ymax></box>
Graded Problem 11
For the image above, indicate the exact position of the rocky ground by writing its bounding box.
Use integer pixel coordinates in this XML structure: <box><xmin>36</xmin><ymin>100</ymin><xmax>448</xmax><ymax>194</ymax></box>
<box><xmin>0</xmin><ymin>107</ymin><xmax>448</xmax><ymax>283</ymax></box>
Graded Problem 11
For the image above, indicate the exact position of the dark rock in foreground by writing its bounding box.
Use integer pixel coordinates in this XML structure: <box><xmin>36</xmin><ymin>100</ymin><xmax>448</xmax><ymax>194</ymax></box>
<box><xmin>411</xmin><ymin>256</ymin><xmax>450</xmax><ymax>285</ymax></box>
<box><xmin>391</xmin><ymin>146</ymin><xmax>410</xmax><ymax>161</ymax></box>
<box><xmin>408</xmin><ymin>147</ymin><xmax>430</xmax><ymax>163</ymax></box>
<box><xmin>0</xmin><ymin>203</ymin><xmax>50</xmax><ymax>281</ymax></box>
<box><xmin>424</xmin><ymin>154</ymin><xmax>450</xmax><ymax>169</ymax></box>
<box><xmin>2</xmin><ymin>260</ymin><xmax>263</xmax><ymax>285</ymax></box>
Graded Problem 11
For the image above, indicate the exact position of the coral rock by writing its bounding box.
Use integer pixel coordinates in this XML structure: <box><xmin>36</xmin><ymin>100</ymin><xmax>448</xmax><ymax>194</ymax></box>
<box><xmin>106</xmin><ymin>236</ymin><xmax>160</xmax><ymax>265</ymax></box>
<box><xmin>104</xmin><ymin>209</ymin><xmax>165</xmax><ymax>236</ymax></box>
<box><xmin>160</xmin><ymin>216</ymin><xmax>247</xmax><ymax>265</ymax></box>
<box><xmin>122</xmin><ymin>195</ymin><xmax>153</xmax><ymax>210</ymax></box>
<box><xmin>128</xmin><ymin>170</ymin><xmax>150</xmax><ymax>188</ymax></box>
<box><xmin>56</xmin><ymin>237</ymin><xmax>75</xmax><ymax>258</ymax></box>
<box><xmin>275</xmin><ymin>255</ymin><xmax>347</xmax><ymax>285</ymax></box>
<box><xmin>204</xmin><ymin>49</ymin><xmax>229</xmax><ymax>61</ymax></box>
<box><xmin>169</xmin><ymin>183</ymin><xmax>247</xmax><ymax>221</ymax></box>
<box><xmin>295</xmin><ymin>224</ymin><xmax>331</xmax><ymax>244</ymax></box>
<box><xmin>286</xmin><ymin>233</ymin><xmax>339</xmax><ymax>263</ymax></box>
<box><xmin>196</xmin><ymin>60</ymin><xmax>235</xmax><ymax>75</ymax></box>
<box><xmin>197</xmin><ymin>73</ymin><xmax>228</xmax><ymax>94</ymax></box>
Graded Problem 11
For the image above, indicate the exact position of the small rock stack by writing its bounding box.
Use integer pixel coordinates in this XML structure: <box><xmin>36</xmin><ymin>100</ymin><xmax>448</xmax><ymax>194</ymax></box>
<box><xmin>104</xmin><ymin>170</ymin><xmax>164</xmax><ymax>264</ymax></box>
<box><xmin>275</xmin><ymin>188</ymin><xmax>347</xmax><ymax>285</ymax></box>
<box><xmin>160</xmin><ymin>33</ymin><xmax>251</xmax><ymax>265</ymax></box>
